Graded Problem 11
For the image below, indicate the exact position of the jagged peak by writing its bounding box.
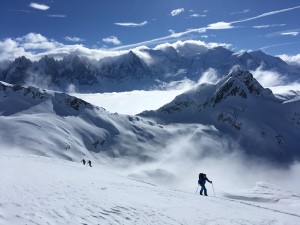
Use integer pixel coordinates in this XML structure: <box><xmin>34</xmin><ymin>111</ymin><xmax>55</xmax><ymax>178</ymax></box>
<box><xmin>11</xmin><ymin>56</ymin><xmax>32</xmax><ymax>66</ymax></box>
<box><xmin>211</xmin><ymin>69</ymin><xmax>275</xmax><ymax>105</ymax></box>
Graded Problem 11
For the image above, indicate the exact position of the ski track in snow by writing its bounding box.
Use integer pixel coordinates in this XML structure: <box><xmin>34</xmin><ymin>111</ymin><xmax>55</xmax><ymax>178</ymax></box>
<box><xmin>1</xmin><ymin>155</ymin><xmax>300</xmax><ymax>225</ymax></box>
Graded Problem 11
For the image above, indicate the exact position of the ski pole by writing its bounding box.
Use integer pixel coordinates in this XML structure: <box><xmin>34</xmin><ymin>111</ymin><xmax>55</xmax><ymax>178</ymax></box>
<box><xmin>195</xmin><ymin>184</ymin><xmax>199</xmax><ymax>194</ymax></box>
<box><xmin>211</xmin><ymin>182</ymin><xmax>216</xmax><ymax>197</ymax></box>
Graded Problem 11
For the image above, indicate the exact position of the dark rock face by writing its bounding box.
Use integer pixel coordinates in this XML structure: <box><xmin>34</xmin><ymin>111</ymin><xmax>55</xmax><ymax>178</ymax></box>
<box><xmin>3</xmin><ymin>56</ymin><xmax>32</xmax><ymax>84</ymax></box>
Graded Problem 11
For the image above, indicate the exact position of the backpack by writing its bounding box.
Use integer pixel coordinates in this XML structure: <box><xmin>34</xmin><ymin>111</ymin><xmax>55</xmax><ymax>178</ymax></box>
<box><xmin>198</xmin><ymin>173</ymin><xmax>206</xmax><ymax>184</ymax></box>
<box><xmin>199</xmin><ymin>173</ymin><xmax>205</xmax><ymax>180</ymax></box>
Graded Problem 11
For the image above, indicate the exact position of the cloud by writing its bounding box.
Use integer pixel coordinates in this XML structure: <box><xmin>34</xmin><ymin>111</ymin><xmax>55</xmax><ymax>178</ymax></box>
<box><xmin>154</xmin><ymin>40</ymin><xmax>231</xmax><ymax>52</ymax></box>
<box><xmin>190</xmin><ymin>14</ymin><xmax>206</xmax><ymax>18</ymax></box>
<box><xmin>207</xmin><ymin>22</ymin><xmax>234</xmax><ymax>30</ymax></box>
<box><xmin>198</xmin><ymin>68</ymin><xmax>220</xmax><ymax>84</ymax></box>
<box><xmin>231</xmin><ymin>9</ymin><xmax>250</xmax><ymax>15</ymax></box>
<box><xmin>48</xmin><ymin>14</ymin><xmax>67</xmax><ymax>18</ymax></box>
<box><xmin>231</xmin><ymin>5</ymin><xmax>300</xmax><ymax>24</ymax></box>
<box><xmin>29</xmin><ymin>2</ymin><xmax>50</xmax><ymax>10</ymax></box>
<box><xmin>15</xmin><ymin>33</ymin><xmax>61</xmax><ymax>50</ymax></box>
<box><xmin>64</xmin><ymin>36</ymin><xmax>85</xmax><ymax>42</ymax></box>
<box><xmin>102</xmin><ymin>36</ymin><xmax>121</xmax><ymax>45</ymax></box>
<box><xmin>253</xmin><ymin>24</ymin><xmax>286</xmax><ymax>29</ymax></box>
<box><xmin>250</xmin><ymin>66</ymin><xmax>286</xmax><ymax>87</ymax></box>
<box><xmin>265</xmin><ymin>29</ymin><xmax>300</xmax><ymax>38</ymax></box>
<box><xmin>278</xmin><ymin>54</ymin><xmax>300</xmax><ymax>65</ymax></box>
<box><xmin>0</xmin><ymin>33</ymin><xmax>127</xmax><ymax>62</ymax></box>
<box><xmin>13</xmin><ymin>9</ymin><xmax>33</xmax><ymax>13</ymax></box>
<box><xmin>16</xmin><ymin>33</ymin><xmax>48</xmax><ymax>43</ymax></box>
<box><xmin>281</xmin><ymin>31</ymin><xmax>299</xmax><ymax>36</ymax></box>
<box><xmin>0</xmin><ymin>33</ymin><xmax>231</xmax><ymax>64</ymax></box>
<box><xmin>0</xmin><ymin>38</ymin><xmax>30</xmax><ymax>62</ymax></box>
<box><xmin>114</xmin><ymin>21</ymin><xmax>148</xmax><ymax>27</ymax></box>
<box><xmin>114</xmin><ymin>6</ymin><xmax>300</xmax><ymax>50</ymax></box>
<box><xmin>260</xmin><ymin>41</ymin><xmax>300</xmax><ymax>50</ymax></box>
<box><xmin>170</xmin><ymin>8</ymin><xmax>184</xmax><ymax>16</ymax></box>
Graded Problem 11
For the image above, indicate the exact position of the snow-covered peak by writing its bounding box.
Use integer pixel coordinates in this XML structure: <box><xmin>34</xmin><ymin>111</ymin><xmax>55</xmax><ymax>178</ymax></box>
<box><xmin>139</xmin><ymin>70</ymin><xmax>300</xmax><ymax>162</ymax></box>
<box><xmin>0</xmin><ymin>81</ymin><xmax>97</xmax><ymax>115</ymax></box>
<box><xmin>212</xmin><ymin>69</ymin><xmax>275</xmax><ymax>105</ymax></box>
<box><xmin>249</xmin><ymin>50</ymin><xmax>288</xmax><ymax>67</ymax></box>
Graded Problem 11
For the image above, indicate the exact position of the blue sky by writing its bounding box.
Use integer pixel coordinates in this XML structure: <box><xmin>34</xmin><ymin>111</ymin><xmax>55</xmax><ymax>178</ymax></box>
<box><xmin>0</xmin><ymin>0</ymin><xmax>300</xmax><ymax>60</ymax></box>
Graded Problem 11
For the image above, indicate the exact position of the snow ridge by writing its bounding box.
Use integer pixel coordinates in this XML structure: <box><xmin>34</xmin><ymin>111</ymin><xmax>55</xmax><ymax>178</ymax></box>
<box><xmin>139</xmin><ymin>70</ymin><xmax>300</xmax><ymax>163</ymax></box>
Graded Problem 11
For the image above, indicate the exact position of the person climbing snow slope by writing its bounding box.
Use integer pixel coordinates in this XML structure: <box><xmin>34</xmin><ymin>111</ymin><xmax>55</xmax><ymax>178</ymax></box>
<box><xmin>198</xmin><ymin>173</ymin><xmax>212</xmax><ymax>196</ymax></box>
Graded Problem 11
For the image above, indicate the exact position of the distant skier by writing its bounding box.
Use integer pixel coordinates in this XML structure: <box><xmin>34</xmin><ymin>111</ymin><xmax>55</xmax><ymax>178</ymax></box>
<box><xmin>81</xmin><ymin>159</ymin><xmax>86</xmax><ymax>165</ymax></box>
<box><xmin>198</xmin><ymin>173</ymin><xmax>212</xmax><ymax>196</ymax></box>
<box><xmin>88</xmin><ymin>160</ymin><xmax>92</xmax><ymax>167</ymax></box>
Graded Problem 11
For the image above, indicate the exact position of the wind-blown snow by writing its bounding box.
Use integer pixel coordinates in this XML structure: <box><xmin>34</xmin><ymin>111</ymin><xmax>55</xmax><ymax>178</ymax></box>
<box><xmin>1</xmin><ymin>155</ymin><xmax>300</xmax><ymax>225</ymax></box>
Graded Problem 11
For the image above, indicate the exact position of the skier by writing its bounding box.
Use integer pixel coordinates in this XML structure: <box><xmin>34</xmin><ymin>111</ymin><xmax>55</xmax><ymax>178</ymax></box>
<box><xmin>88</xmin><ymin>160</ymin><xmax>92</xmax><ymax>167</ymax></box>
<box><xmin>81</xmin><ymin>159</ymin><xmax>86</xmax><ymax>165</ymax></box>
<box><xmin>198</xmin><ymin>173</ymin><xmax>212</xmax><ymax>196</ymax></box>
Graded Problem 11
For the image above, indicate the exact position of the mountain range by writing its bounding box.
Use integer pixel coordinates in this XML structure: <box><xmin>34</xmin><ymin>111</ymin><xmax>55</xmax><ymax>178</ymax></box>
<box><xmin>1</xmin><ymin>41</ymin><xmax>299</xmax><ymax>92</ymax></box>
<box><xmin>1</xmin><ymin>69</ymin><xmax>299</xmax><ymax>165</ymax></box>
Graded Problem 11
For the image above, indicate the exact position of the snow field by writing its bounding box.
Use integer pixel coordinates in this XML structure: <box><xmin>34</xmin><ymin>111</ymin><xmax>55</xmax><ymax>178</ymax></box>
<box><xmin>1</xmin><ymin>155</ymin><xmax>300</xmax><ymax>225</ymax></box>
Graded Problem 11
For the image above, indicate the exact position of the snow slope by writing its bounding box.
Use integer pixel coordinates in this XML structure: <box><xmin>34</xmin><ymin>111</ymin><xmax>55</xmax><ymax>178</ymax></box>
<box><xmin>1</xmin><ymin>155</ymin><xmax>300</xmax><ymax>225</ymax></box>
<box><xmin>0</xmin><ymin>81</ymin><xmax>190</xmax><ymax>163</ymax></box>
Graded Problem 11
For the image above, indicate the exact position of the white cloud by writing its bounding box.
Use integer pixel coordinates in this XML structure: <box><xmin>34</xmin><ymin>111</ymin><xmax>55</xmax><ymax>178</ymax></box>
<box><xmin>170</xmin><ymin>8</ymin><xmax>184</xmax><ymax>16</ymax></box>
<box><xmin>198</xmin><ymin>68</ymin><xmax>220</xmax><ymax>84</ymax></box>
<box><xmin>0</xmin><ymin>38</ymin><xmax>30</xmax><ymax>62</ymax></box>
<box><xmin>0</xmin><ymin>33</ymin><xmax>232</xmax><ymax>64</ymax></box>
<box><xmin>16</xmin><ymin>33</ymin><xmax>61</xmax><ymax>50</ymax></box>
<box><xmin>29</xmin><ymin>2</ymin><xmax>50</xmax><ymax>10</ymax></box>
<box><xmin>16</xmin><ymin>33</ymin><xmax>48</xmax><ymax>43</ymax></box>
<box><xmin>281</xmin><ymin>32</ymin><xmax>299</xmax><ymax>36</ymax></box>
<box><xmin>64</xmin><ymin>36</ymin><xmax>85</xmax><ymax>42</ymax></box>
<box><xmin>114</xmin><ymin>21</ymin><xmax>148</xmax><ymax>27</ymax></box>
<box><xmin>48</xmin><ymin>14</ymin><xmax>67</xmax><ymax>18</ymax></box>
<box><xmin>253</xmin><ymin>24</ymin><xmax>286</xmax><ymax>29</ymax></box>
<box><xmin>102</xmin><ymin>36</ymin><xmax>121</xmax><ymax>45</ymax></box>
<box><xmin>190</xmin><ymin>14</ymin><xmax>206</xmax><ymax>18</ymax></box>
<box><xmin>154</xmin><ymin>40</ymin><xmax>230</xmax><ymax>52</ymax></box>
<box><xmin>0</xmin><ymin>33</ymin><xmax>127</xmax><ymax>62</ymax></box>
<box><xmin>168</xmin><ymin>29</ymin><xmax>175</xmax><ymax>35</ymax></box>
<box><xmin>114</xmin><ymin>6</ymin><xmax>300</xmax><ymax>50</ymax></box>
<box><xmin>231</xmin><ymin>9</ymin><xmax>250</xmax><ymax>15</ymax></box>
<box><xmin>260</xmin><ymin>41</ymin><xmax>299</xmax><ymax>50</ymax></box>
<box><xmin>207</xmin><ymin>22</ymin><xmax>234</xmax><ymax>30</ymax></box>
<box><xmin>278</xmin><ymin>54</ymin><xmax>300</xmax><ymax>65</ymax></box>
<box><xmin>250</xmin><ymin>66</ymin><xmax>285</xmax><ymax>87</ymax></box>
<box><xmin>231</xmin><ymin>5</ymin><xmax>300</xmax><ymax>24</ymax></box>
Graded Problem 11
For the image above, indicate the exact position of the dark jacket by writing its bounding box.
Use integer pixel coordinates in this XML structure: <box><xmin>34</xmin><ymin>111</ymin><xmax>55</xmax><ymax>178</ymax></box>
<box><xmin>198</xmin><ymin>177</ymin><xmax>211</xmax><ymax>186</ymax></box>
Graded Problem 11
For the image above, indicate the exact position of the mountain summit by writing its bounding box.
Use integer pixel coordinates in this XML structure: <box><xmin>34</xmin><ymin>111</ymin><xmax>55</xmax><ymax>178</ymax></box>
<box><xmin>139</xmin><ymin>70</ymin><xmax>300</xmax><ymax>163</ymax></box>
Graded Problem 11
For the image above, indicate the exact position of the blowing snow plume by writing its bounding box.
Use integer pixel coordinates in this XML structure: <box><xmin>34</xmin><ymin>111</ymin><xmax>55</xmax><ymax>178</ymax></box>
<box><xmin>135</xmin><ymin>69</ymin><xmax>300</xmax><ymax>191</ymax></box>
